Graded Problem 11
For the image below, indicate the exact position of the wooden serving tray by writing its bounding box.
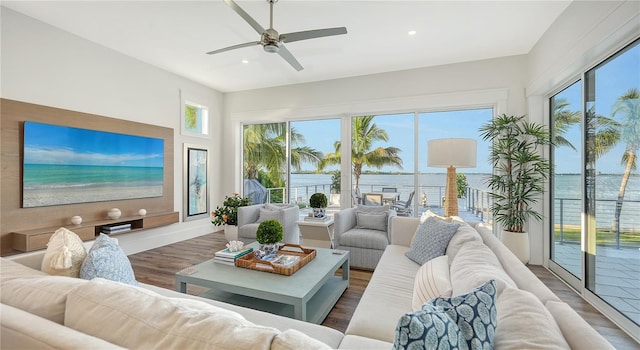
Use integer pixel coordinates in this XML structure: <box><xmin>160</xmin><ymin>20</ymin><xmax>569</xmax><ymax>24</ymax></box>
<box><xmin>235</xmin><ymin>244</ymin><xmax>316</xmax><ymax>276</ymax></box>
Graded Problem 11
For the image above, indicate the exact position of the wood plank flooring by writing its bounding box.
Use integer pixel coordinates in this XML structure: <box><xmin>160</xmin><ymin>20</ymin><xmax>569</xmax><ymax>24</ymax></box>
<box><xmin>129</xmin><ymin>231</ymin><xmax>638</xmax><ymax>348</ymax></box>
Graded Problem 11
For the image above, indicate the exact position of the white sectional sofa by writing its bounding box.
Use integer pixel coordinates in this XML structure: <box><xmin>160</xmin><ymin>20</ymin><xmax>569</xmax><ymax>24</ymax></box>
<box><xmin>1</xmin><ymin>216</ymin><xmax>614</xmax><ymax>349</ymax></box>
<box><xmin>343</xmin><ymin>216</ymin><xmax>615</xmax><ymax>349</ymax></box>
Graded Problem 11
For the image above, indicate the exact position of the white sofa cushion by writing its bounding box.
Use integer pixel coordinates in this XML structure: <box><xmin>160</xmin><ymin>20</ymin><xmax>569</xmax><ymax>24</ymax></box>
<box><xmin>1</xmin><ymin>257</ymin><xmax>48</xmax><ymax>283</ymax></box>
<box><xmin>141</xmin><ymin>283</ymin><xmax>344</xmax><ymax>349</ymax></box>
<box><xmin>346</xmin><ymin>245</ymin><xmax>418</xmax><ymax>343</ymax></box>
<box><xmin>64</xmin><ymin>278</ymin><xmax>280</xmax><ymax>350</ymax></box>
<box><xmin>1</xmin><ymin>303</ymin><xmax>125</xmax><ymax>350</ymax></box>
<box><xmin>271</xmin><ymin>329</ymin><xmax>332</xmax><ymax>350</ymax></box>
<box><xmin>450</xmin><ymin>240</ymin><xmax>516</xmax><ymax>296</ymax></box>
<box><xmin>475</xmin><ymin>227</ymin><xmax>561</xmax><ymax>304</ymax></box>
<box><xmin>41</xmin><ymin>227</ymin><xmax>87</xmax><ymax>278</ymax></box>
<box><xmin>1</xmin><ymin>275</ymin><xmax>85</xmax><ymax>324</ymax></box>
<box><xmin>338</xmin><ymin>335</ymin><xmax>393</xmax><ymax>349</ymax></box>
<box><xmin>411</xmin><ymin>255</ymin><xmax>452</xmax><ymax>311</ymax></box>
<box><xmin>495</xmin><ymin>288</ymin><xmax>570</xmax><ymax>349</ymax></box>
<box><xmin>445</xmin><ymin>221</ymin><xmax>482</xmax><ymax>263</ymax></box>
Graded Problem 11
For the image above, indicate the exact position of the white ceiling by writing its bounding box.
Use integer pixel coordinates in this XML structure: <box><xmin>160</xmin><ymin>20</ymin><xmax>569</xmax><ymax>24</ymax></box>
<box><xmin>3</xmin><ymin>0</ymin><xmax>572</xmax><ymax>93</ymax></box>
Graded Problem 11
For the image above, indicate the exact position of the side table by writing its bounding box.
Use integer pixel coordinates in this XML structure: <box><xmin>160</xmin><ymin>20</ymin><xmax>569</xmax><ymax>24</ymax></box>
<box><xmin>296</xmin><ymin>218</ymin><xmax>334</xmax><ymax>248</ymax></box>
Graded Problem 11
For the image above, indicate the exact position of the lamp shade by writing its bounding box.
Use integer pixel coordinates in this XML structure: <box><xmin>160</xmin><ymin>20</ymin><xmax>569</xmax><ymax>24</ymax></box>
<box><xmin>427</xmin><ymin>138</ymin><xmax>477</xmax><ymax>168</ymax></box>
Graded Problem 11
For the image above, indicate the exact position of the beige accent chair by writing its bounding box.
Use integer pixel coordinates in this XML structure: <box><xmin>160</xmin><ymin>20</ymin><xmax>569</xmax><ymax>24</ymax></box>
<box><xmin>237</xmin><ymin>204</ymin><xmax>300</xmax><ymax>244</ymax></box>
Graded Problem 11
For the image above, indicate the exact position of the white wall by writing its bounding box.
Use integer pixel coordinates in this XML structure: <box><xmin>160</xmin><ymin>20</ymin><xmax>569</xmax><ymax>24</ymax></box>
<box><xmin>1</xmin><ymin>8</ymin><xmax>223</xmax><ymax>255</ymax></box>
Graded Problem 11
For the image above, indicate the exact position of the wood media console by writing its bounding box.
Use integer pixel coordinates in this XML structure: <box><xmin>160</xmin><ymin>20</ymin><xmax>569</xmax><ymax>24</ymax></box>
<box><xmin>12</xmin><ymin>211</ymin><xmax>179</xmax><ymax>252</ymax></box>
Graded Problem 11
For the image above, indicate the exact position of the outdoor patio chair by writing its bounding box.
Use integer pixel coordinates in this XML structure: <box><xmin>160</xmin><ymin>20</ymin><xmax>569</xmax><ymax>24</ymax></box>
<box><xmin>391</xmin><ymin>191</ymin><xmax>414</xmax><ymax>216</ymax></box>
<box><xmin>362</xmin><ymin>193</ymin><xmax>383</xmax><ymax>206</ymax></box>
<box><xmin>352</xmin><ymin>188</ymin><xmax>362</xmax><ymax>205</ymax></box>
<box><xmin>381</xmin><ymin>187</ymin><xmax>399</xmax><ymax>203</ymax></box>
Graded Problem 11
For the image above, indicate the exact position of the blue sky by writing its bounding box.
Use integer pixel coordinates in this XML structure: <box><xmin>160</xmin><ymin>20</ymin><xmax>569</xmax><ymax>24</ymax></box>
<box><xmin>24</xmin><ymin>122</ymin><xmax>164</xmax><ymax>167</ymax></box>
<box><xmin>554</xmin><ymin>42</ymin><xmax>639</xmax><ymax>174</ymax></box>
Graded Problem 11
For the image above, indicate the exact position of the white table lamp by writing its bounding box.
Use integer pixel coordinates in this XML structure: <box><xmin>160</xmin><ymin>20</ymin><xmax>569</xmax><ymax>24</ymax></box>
<box><xmin>427</xmin><ymin>138</ymin><xmax>477</xmax><ymax>216</ymax></box>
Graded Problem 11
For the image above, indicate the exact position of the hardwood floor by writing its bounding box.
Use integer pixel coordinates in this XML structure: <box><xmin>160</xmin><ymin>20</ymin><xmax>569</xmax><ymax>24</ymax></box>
<box><xmin>129</xmin><ymin>231</ymin><xmax>638</xmax><ymax>348</ymax></box>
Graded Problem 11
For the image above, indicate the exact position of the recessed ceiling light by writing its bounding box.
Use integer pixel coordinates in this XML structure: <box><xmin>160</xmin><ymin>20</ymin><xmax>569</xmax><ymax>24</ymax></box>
<box><xmin>241</xmin><ymin>59</ymin><xmax>249</xmax><ymax>64</ymax></box>
<box><xmin>408</xmin><ymin>30</ymin><xmax>417</xmax><ymax>36</ymax></box>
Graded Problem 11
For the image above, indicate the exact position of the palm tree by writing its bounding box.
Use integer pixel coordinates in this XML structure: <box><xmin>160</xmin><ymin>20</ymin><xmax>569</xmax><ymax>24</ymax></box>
<box><xmin>319</xmin><ymin>116</ymin><xmax>403</xmax><ymax>191</ymax></box>
<box><xmin>611</xmin><ymin>88</ymin><xmax>639</xmax><ymax>235</ymax></box>
<box><xmin>552</xmin><ymin>97</ymin><xmax>581</xmax><ymax>151</ymax></box>
<box><xmin>243</xmin><ymin>123</ymin><xmax>323</xmax><ymax>186</ymax></box>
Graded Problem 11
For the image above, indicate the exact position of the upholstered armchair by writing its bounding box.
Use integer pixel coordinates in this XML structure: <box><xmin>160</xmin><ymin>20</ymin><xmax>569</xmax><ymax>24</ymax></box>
<box><xmin>237</xmin><ymin>204</ymin><xmax>300</xmax><ymax>245</ymax></box>
<box><xmin>333</xmin><ymin>205</ymin><xmax>396</xmax><ymax>270</ymax></box>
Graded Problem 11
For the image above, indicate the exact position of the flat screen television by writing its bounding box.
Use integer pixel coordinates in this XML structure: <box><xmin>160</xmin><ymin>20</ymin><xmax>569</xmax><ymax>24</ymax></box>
<box><xmin>22</xmin><ymin>121</ymin><xmax>164</xmax><ymax>208</ymax></box>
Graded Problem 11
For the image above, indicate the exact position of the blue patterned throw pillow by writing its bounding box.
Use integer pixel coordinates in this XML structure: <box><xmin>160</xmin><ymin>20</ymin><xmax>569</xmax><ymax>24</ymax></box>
<box><xmin>393</xmin><ymin>280</ymin><xmax>497</xmax><ymax>350</ymax></box>
<box><xmin>406</xmin><ymin>217</ymin><xmax>460</xmax><ymax>265</ymax></box>
<box><xmin>80</xmin><ymin>233</ymin><xmax>137</xmax><ymax>286</ymax></box>
<box><xmin>393</xmin><ymin>304</ymin><xmax>463</xmax><ymax>350</ymax></box>
<box><xmin>425</xmin><ymin>280</ymin><xmax>497</xmax><ymax>350</ymax></box>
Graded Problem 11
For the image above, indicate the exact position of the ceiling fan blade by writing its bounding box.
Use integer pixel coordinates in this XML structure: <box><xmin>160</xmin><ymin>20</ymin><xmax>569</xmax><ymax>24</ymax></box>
<box><xmin>280</xmin><ymin>27</ymin><xmax>347</xmax><ymax>43</ymax></box>
<box><xmin>224</xmin><ymin>0</ymin><xmax>265</xmax><ymax>35</ymax></box>
<box><xmin>206</xmin><ymin>41</ymin><xmax>260</xmax><ymax>55</ymax></box>
<box><xmin>277</xmin><ymin>44</ymin><xmax>303</xmax><ymax>71</ymax></box>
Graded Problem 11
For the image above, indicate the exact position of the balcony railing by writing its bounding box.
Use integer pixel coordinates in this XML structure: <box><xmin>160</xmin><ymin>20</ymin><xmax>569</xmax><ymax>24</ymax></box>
<box><xmin>554</xmin><ymin>197</ymin><xmax>640</xmax><ymax>249</ymax></box>
<box><xmin>264</xmin><ymin>183</ymin><xmax>492</xmax><ymax>223</ymax></box>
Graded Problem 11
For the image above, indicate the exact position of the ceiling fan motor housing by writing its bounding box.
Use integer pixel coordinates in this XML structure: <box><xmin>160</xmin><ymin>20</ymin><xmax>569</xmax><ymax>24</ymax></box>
<box><xmin>262</xmin><ymin>29</ymin><xmax>280</xmax><ymax>53</ymax></box>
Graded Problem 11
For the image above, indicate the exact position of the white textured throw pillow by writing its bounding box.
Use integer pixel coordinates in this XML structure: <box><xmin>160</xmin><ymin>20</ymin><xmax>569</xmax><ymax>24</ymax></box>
<box><xmin>411</xmin><ymin>255</ymin><xmax>452</xmax><ymax>311</ymax></box>
<box><xmin>41</xmin><ymin>227</ymin><xmax>87</xmax><ymax>278</ymax></box>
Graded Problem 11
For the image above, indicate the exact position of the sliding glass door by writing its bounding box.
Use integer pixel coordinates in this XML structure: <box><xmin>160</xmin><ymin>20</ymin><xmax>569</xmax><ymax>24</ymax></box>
<box><xmin>584</xmin><ymin>40</ymin><xmax>639</xmax><ymax>327</ymax></box>
<box><xmin>550</xmin><ymin>81</ymin><xmax>583</xmax><ymax>281</ymax></box>
<box><xmin>549</xmin><ymin>39</ymin><xmax>639</xmax><ymax>335</ymax></box>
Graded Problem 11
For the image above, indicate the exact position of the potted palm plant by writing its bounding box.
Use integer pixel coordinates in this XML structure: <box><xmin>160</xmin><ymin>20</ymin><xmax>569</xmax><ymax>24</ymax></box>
<box><xmin>309</xmin><ymin>192</ymin><xmax>328</xmax><ymax>218</ymax></box>
<box><xmin>479</xmin><ymin>114</ymin><xmax>552</xmax><ymax>263</ymax></box>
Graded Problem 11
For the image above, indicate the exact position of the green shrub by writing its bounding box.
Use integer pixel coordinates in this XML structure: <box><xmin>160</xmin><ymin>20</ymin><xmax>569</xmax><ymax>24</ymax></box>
<box><xmin>309</xmin><ymin>193</ymin><xmax>328</xmax><ymax>208</ymax></box>
<box><xmin>456</xmin><ymin>173</ymin><xmax>468</xmax><ymax>198</ymax></box>
<box><xmin>330</xmin><ymin>171</ymin><xmax>341</xmax><ymax>194</ymax></box>
<box><xmin>256</xmin><ymin>220</ymin><xmax>283</xmax><ymax>244</ymax></box>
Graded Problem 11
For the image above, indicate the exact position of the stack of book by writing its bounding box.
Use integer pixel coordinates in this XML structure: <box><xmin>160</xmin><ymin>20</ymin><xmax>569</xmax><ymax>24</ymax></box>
<box><xmin>101</xmin><ymin>223</ymin><xmax>131</xmax><ymax>235</ymax></box>
<box><xmin>304</xmin><ymin>215</ymin><xmax>330</xmax><ymax>222</ymax></box>
<box><xmin>213</xmin><ymin>247</ymin><xmax>254</xmax><ymax>266</ymax></box>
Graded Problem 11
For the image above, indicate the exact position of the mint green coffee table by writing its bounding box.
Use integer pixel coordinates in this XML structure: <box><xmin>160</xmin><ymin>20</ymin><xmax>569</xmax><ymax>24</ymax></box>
<box><xmin>175</xmin><ymin>242</ymin><xmax>349</xmax><ymax>324</ymax></box>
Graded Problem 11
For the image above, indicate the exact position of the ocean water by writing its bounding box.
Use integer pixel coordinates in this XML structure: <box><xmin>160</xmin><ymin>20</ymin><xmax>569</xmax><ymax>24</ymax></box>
<box><xmin>290</xmin><ymin>172</ymin><xmax>640</xmax><ymax>229</ymax></box>
<box><xmin>23</xmin><ymin>164</ymin><xmax>163</xmax><ymax>189</ymax></box>
<box><xmin>23</xmin><ymin>164</ymin><xmax>163</xmax><ymax>207</ymax></box>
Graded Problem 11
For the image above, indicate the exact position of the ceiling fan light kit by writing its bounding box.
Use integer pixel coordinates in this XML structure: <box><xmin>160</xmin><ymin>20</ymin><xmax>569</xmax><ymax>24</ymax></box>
<box><xmin>207</xmin><ymin>0</ymin><xmax>347</xmax><ymax>71</ymax></box>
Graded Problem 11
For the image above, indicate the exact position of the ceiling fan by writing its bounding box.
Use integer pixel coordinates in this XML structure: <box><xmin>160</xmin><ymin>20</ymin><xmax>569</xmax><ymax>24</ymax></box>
<box><xmin>207</xmin><ymin>0</ymin><xmax>347</xmax><ymax>71</ymax></box>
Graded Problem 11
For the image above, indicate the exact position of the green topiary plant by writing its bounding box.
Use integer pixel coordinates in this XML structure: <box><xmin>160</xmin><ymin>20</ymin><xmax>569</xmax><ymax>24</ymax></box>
<box><xmin>256</xmin><ymin>219</ymin><xmax>283</xmax><ymax>245</ymax></box>
<box><xmin>309</xmin><ymin>193</ymin><xmax>328</xmax><ymax>208</ymax></box>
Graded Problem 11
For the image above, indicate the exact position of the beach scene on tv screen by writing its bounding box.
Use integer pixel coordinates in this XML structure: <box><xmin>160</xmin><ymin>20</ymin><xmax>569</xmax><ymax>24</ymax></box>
<box><xmin>23</xmin><ymin>121</ymin><xmax>164</xmax><ymax>208</ymax></box>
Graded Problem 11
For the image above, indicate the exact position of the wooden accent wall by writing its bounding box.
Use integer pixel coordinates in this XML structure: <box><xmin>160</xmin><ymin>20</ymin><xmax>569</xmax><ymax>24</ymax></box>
<box><xmin>0</xmin><ymin>99</ymin><xmax>175</xmax><ymax>255</ymax></box>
